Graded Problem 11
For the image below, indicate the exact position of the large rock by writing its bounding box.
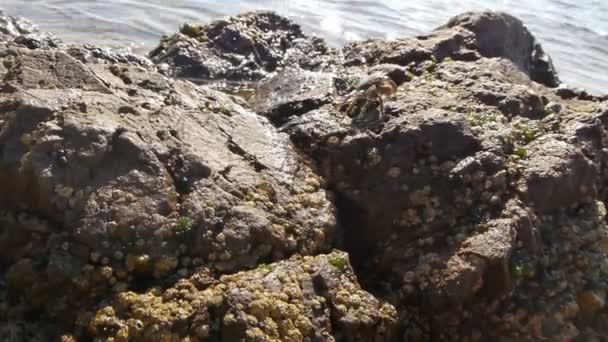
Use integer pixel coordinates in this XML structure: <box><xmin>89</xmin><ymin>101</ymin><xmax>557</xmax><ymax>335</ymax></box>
<box><xmin>2</xmin><ymin>9</ymin><xmax>608</xmax><ymax>342</ymax></box>
<box><xmin>440</xmin><ymin>11</ymin><xmax>560</xmax><ymax>87</ymax></box>
<box><xmin>262</xmin><ymin>32</ymin><xmax>608</xmax><ymax>341</ymax></box>
<box><xmin>344</xmin><ymin>11</ymin><xmax>560</xmax><ymax>87</ymax></box>
<box><xmin>148</xmin><ymin>11</ymin><xmax>340</xmax><ymax>81</ymax></box>
<box><xmin>0</xmin><ymin>12</ymin><xmax>58</xmax><ymax>50</ymax></box>
<box><xmin>87</xmin><ymin>251</ymin><xmax>398</xmax><ymax>341</ymax></box>
<box><xmin>0</xmin><ymin>17</ymin><xmax>336</xmax><ymax>323</ymax></box>
<box><xmin>516</xmin><ymin>136</ymin><xmax>597</xmax><ymax>212</ymax></box>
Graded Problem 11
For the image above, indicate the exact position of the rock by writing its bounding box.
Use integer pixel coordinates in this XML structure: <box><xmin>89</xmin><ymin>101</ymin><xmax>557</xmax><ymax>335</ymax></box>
<box><xmin>0</xmin><ymin>320</ymin><xmax>54</xmax><ymax>341</ymax></box>
<box><xmin>440</xmin><ymin>11</ymin><xmax>560</xmax><ymax>87</ymax></box>
<box><xmin>516</xmin><ymin>137</ymin><xmax>597</xmax><ymax>212</ymax></box>
<box><xmin>344</xmin><ymin>11</ymin><xmax>560</xmax><ymax>88</ymax></box>
<box><xmin>249</xmin><ymin>67</ymin><xmax>337</xmax><ymax>125</ymax></box>
<box><xmin>265</xmin><ymin>13</ymin><xmax>607</xmax><ymax>340</ymax></box>
<box><xmin>0</xmin><ymin>14</ymin><xmax>336</xmax><ymax>323</ymax></box>
<box><xmin>428</xmin><ymin>209</ymin><xmax>521</xmax><ymax>310</ymax></box>
<box><xmin>148</xmin><ymin>11</ymin><xmax>339</xmax><ymax>81</ymax></box>
<box><xmin>2</xmin><ymin>9</ymin><xmax>608</xmax><ymax>342</ymax></box>
<box><xmin>87</xmin><ymin>251</ymin><xmax>398</xmax><ymax>341</ymax></box>
<box><xmin>343</xmin><ymin>36</ymin><xmax>433</xmax><ymax>67</ymax></box>
<box><xmin>0</xmin><ymin>12</ymin><xmax>58</xmax><ymax>49</ymax></box>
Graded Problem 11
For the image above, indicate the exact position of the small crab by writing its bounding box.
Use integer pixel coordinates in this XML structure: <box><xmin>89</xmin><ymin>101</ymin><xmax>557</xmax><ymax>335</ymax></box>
<box><xmin>336</xmin><ymin>75</ymin><xmax>398</xmax><ymax>126</ymax></box>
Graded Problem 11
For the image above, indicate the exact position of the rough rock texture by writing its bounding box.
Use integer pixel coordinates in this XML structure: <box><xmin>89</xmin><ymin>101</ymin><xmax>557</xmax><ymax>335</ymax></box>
<box><xmin>343</xmin><ymin>11</ymin><xmax>560</xmax><ymax>88</ymax></box>
<box><xmin>271</xmin><ymin>50</ymin><xmax>608</xmax><ymax>340</ymax></box>
<box><xmin>148</xmin><ymin>11</ymin><xmax>340</xmax><ymax>81</ymax></box>
<box><xmin>440</xmin><ymin>11</ymin><xmax>560</xmax><ymax>87</ymax></box>
<box><xmin>0</xmin><ymin>12</ymin><xmax>336</xmax><ymax>334</ymax></box>
<box><xmin>2</xmin><ymin>9</ymin><xmax>608</xmax><ymax>342</ymax></box>
<box><xmin>88</xmin><ymin>251</ymin><xmax>397</xmax><ymax>341</ymax></box>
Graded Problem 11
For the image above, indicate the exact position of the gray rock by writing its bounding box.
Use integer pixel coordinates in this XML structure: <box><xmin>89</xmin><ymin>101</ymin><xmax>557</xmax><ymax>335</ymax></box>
<box><xmin>249</xmin><ymin>67</ymin><xmax>337</xmax><ymax>125</ymax></box>
<box><xmin>0</xmin><ymin>23</ymin><xmax>336</xmax><ymax>322</ymax></box>
<box><xmin>2</xmin><ymin>9</ymin><xmax>608</xmax><ymax>342</ymax></box>
<box><xmin>440</xmin><ymin>11</ymin><xmax>560</xmax><ymax>87</ymax></box>
<box><xmin>517</xmin><ymin>137</ymin><xmax>597</xmax><ymax>212</ymax></box>
<box><xmin>148</xmin><ymin>11</ymin><xmax>340</xmax><ymax>81</ymax></box>
<box><xmin>344</xmin><ymin>11</ymin><xmax>560</xmax><ymax>88</ymax></box>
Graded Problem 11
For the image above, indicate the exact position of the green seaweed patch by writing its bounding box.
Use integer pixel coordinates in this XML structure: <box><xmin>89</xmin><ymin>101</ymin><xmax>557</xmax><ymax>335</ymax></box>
<box><xmin>519</xmin><ymin>122</ymin><xmax>545</xmax><ymax>143</ymax></box>
<box><xmin>424</xmin><ymin>71</ymin><xmax>436</xmax><ymax>80</ymax></box>
<box><xmin>467</xmin><ymin>111</ymin><xmax>496</xmax><ymax>127</ymax></box>
<box><xmin>513</xmin><ymin>147</ymin><xmax>527</xmax><ymax>159</ymax></box>
<box><xmin>511</xmin><ymin>120</ymin><xmax>546</xmax><ymax>145</ymax></box>
<box><xmin>175</xmin><ymin>216</ymin><xmax>194</xmax><ymax>235</ymax></box>
<box><xmin>329</xmin><ymin>255</ymin><xmax>348</xmax><ymax>271</ymax></box>
<box><xmin>427</xmin><ymin>56</ymin><xmax>439</xmax><ymax>73</ymax></box>
<box><xmin>20</xmin><ymin>133</ymin><xmax>33</xmax><ymax>146</ymax></box>
<box><xmin>257</xmin><ymin>263</ymin><xmax>275</xmax><ymax>273</ymax></box>
<box><xmin>509</xmin><ymin>251</ymin><xmax>535</xmax><ymax>280</ymax></box>
<box><xmin>180</xmin><ymin>23</ymin><xmax>204</xmax><ymax>38</ymax></box>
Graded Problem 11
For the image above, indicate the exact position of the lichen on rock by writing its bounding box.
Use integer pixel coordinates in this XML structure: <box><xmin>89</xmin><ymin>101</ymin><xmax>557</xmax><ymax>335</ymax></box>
<box><xmin>88</xmin><ymin>251</ymin><xmax>397</xmax><ymax>341</ymax></box>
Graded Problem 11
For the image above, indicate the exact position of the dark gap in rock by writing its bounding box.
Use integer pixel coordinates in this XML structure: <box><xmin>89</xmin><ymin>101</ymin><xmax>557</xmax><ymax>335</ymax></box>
<box><xmin>155</xmin><ymin>149</ymin><xmax>211</xmax><ymax>199</ymax></box>
<box><xmin>331</xmin><ymin>190</ymin><xmax>386</xmax><ymax>294</ymax></box>
<box><xmin>129</xmin><ymin>274</ymin><xmax>158</xmax><ymax>293</ymax></box>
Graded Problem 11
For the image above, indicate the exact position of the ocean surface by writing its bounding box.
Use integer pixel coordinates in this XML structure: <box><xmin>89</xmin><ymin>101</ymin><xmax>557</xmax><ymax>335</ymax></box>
<box><xmin>2</xmin><ymin>0</ymin><xmax>607</xmax><ymax>95</ymax></box>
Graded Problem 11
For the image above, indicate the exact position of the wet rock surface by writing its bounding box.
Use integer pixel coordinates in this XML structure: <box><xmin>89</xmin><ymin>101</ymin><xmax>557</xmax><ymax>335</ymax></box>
<box><xmin>148</xmin><ymin>11</ymin><xmax>340</xmax><ymax>81</ymax></box>
<box><xmin>0</xmin><ymin>11</ymin><xmax>335</xmax><ymax>335</ymax></box>
<box><xmin>1</xmin><ymin>9</ymin><xmax>608</xmax><ymax>342</ymax></box>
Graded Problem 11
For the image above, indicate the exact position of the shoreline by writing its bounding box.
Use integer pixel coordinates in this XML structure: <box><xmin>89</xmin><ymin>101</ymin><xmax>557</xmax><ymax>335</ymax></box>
<box><xmin>1</xmin><ymin>3</ymin><xmax>607</xmax><ymax>95</ymax></box>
